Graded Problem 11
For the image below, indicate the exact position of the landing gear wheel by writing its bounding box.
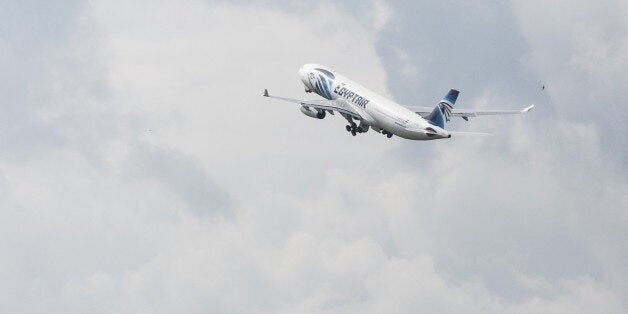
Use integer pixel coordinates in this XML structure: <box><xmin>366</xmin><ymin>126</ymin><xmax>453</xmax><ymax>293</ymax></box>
<box><xmin>387</xmin><ymin>133</ymin><xmax>393</xmax><ymax>138</ymax></box>
<box><xmin>346</xmin><ymin>125</ymin><xmax>351</xmax><ymax>132</ymax></box>
<box><xmin>351</xmin><ymin>130</ymin><xmax>356</xmax><ymax>136</ymax></box>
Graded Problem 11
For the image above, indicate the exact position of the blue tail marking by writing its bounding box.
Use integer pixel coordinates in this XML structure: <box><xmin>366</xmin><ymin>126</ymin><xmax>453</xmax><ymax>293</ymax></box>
<box><xmin>426</xmin><ymin>89</ymin><xmax>459</xmax><ymax>129</ymax></box>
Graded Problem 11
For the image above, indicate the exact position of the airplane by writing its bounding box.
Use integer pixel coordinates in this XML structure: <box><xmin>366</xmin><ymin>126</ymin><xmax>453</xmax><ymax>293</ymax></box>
<box><xmin>263</xmin><ymin>63</ymin><xmax>534</xmax><ymax>140</ymax></box>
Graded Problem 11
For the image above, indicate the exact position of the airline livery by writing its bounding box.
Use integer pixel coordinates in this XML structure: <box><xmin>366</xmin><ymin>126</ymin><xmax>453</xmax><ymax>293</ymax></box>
<box><xmin>263</xmin><ymin>63</ymin><xmax>534</xmax><ymax>140</ymax></box>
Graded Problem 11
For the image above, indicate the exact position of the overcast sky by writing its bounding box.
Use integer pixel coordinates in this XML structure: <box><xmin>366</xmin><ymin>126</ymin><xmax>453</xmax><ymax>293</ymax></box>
<box><xmin>0</xmin><ymin>0</ymin><xmax>627</xmax><ymax>313</ymax></box>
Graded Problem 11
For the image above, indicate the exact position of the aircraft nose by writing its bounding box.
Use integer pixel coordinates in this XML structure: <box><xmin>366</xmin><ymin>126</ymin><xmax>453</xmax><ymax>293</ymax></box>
<box><xmin>298</xmin><ymin>66</ymin><xmax>308</xmax><ymax>78</ymax></box>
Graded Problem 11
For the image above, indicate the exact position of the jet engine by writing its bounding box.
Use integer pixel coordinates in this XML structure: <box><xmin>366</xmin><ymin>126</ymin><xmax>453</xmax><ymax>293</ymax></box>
<box><xmin>300</xmin><ymin>106</ymin><xmax>326</xmax><ymax>119</ymax></box>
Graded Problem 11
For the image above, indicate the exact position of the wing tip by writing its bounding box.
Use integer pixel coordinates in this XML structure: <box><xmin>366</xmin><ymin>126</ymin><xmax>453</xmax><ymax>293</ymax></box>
<box><xmin>522</xmin><ymin>104</ymin><xmax>535</xmax><ymax>113</ymax></box>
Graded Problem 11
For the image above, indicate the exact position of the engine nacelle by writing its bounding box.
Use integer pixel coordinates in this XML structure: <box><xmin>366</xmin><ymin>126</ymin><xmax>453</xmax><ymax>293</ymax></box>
<box><xmin>300</xmin><ymin>106</ymin><xmax>326</xmax><ymax>119</ymax></box>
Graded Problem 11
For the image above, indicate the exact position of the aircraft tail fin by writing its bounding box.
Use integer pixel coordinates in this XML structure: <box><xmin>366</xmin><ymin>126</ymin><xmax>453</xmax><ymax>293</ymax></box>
<box><xmin>425</xmin><ymin>89</ymin><xmax>459</xmax><ymax>129</ymax></box>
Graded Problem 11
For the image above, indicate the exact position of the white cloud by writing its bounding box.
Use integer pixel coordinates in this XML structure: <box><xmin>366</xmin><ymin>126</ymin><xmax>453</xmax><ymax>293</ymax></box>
<box><xmin>90</xmin><ymin>0</ymin><xmax>395</xmax><ymax>196</ymax></box>
<box><xmin>370</xmin><ymin>0</ymin><xmax>392</xmax><ymax>31</ymax></box>
<box><xmin>0</xmin><ymin>0</ymin><xmax>627</xmax><ymax>313</ymax></box>
<box><xmin>512</xmin><ymin>0</ymin><xmax>628</xmax><ymax>133</ymax></box>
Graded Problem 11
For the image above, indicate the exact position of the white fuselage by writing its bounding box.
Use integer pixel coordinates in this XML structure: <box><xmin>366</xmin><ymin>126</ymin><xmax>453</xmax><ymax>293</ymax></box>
<box><xmin>298</xmin><ymin>63</ymin><xmax>450</xmax><ymax>140</ymax></box>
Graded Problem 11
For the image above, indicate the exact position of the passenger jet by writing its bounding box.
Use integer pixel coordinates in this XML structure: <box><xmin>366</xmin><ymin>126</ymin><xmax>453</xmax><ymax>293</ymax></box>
<box><xmin>263</xmin><ymin>63</ymin><xmax>534</xmax><ymax>140</ymax></box>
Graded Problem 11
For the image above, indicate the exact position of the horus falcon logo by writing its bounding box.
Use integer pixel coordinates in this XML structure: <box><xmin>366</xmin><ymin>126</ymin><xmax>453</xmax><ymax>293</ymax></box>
<box><xmin>439</xmin><ymin>101</ymin><xmax>453</xmax><ymax>122</ymax></box>
<box><xmin>308</xmin><ymin>68</ymin><xmax>335</xmax><ymax>100</ymax></box>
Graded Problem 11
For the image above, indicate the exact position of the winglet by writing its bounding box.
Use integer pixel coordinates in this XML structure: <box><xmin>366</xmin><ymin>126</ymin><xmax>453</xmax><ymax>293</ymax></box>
<box><xmin>263</xmin><ymin>89</ymin><xmax>269</xmax><ymax>97</ymax></box>
<box><xmin>521</xmin><ymin>104</ymin><xmax>535</xmax><ymax>113</ymax></box>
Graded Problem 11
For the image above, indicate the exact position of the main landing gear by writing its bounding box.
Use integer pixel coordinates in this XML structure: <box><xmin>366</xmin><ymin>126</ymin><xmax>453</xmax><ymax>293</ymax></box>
<box><xmin>342</xmin><ymin>115</ymin><xmax>369</xmax><ymax>137</ymax></box>
<box><xmin>344</xmin><ymin>123</ymin><xmax>391</xmax><ymax>139</ymax></box>
<box><xmin>345</xmin><ymin>122</ymin><xmax>367</xmax><ymax>136</ymax></box>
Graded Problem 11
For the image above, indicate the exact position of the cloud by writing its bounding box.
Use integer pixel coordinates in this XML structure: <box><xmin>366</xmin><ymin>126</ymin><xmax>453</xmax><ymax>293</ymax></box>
<box><xmin>512</xmin><ymin>0</ymin><xmax>628</xmax><ymax>161</ymax></box>
<box><xmin>369</xmin><ymin>0</ymin><xmax>628</xmax><ymax>305</ymax></box>
<box><xmin>0</xmin><ymin>0</ymin><xmax>627</xmax><ymax>313</ymax></box>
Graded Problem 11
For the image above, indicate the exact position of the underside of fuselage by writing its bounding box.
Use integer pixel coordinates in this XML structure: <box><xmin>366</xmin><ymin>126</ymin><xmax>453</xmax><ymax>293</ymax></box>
<box><xmin>337</xmin><ymin>113</ymin><xmax>449</xmax><ymax>140</ymax></box>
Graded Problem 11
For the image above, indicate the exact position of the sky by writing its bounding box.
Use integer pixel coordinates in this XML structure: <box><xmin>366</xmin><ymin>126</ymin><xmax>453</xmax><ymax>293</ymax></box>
<box><xmin>0</xmin><ymin>0</ymin><xmax>627</xmax><ymax>313</ymax></box>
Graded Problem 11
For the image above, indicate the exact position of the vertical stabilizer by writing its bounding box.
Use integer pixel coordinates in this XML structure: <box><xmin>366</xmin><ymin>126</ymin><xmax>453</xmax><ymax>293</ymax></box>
<box><xmin>426</xmin><ymin>89</ymin><xmax>459</xmax><ymax>128</ymax></box>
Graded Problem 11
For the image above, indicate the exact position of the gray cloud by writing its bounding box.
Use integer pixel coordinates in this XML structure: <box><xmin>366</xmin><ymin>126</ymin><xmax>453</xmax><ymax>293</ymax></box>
<box><xmin>0</xmin><ymin>0</ymin><xmax>626</xmax><ymax>313</ymax></box>
<box><xmin>126</xmin><ymin>143</ymin><xmax>231</xmax><ymax>216</ymax></box>
<box><xmin>378</xmin><ymin>0</ymin><xmax>628</xmax><ymax>306</ymax></box>
<box><xmin>0</xmin><ymin>1</ymin><xmax>86</xmax><ymax>151</ymax></box>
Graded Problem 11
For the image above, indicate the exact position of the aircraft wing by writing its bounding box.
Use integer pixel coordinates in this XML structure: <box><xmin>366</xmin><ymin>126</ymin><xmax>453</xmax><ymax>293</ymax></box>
<box><xmin>407</xmin><ymin>104</ymin><xmax>535</xmax><ymax>120</ymax></box>
<box><xmin>263</xmin><ymin>89</ymin><xmax>362</xmax><ymax>119</ymax></box>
